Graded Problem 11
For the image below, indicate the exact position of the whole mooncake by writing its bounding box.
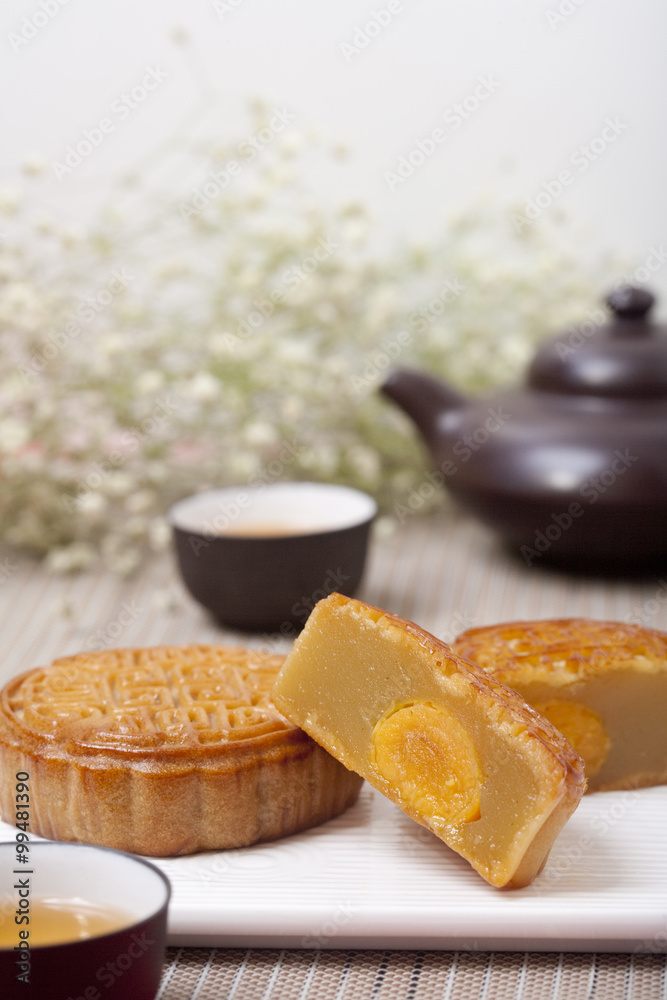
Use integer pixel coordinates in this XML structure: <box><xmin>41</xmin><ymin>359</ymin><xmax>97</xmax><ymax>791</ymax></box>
<box><xmin>272</xmin><ymin>593</ymin><xmax>586</xmax><ymax>888</ymax></box>
<box><xmin>0</xmin><ymin>644</ymin><xmax>362</xmax><ymax>856</ymax></box>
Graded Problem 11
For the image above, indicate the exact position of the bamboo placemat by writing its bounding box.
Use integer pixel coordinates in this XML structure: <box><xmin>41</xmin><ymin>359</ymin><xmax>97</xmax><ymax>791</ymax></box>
<box><xmin>157</xmin><ymin>948</ymin><xmax>667</xmax><ymax>1000</ymax></box>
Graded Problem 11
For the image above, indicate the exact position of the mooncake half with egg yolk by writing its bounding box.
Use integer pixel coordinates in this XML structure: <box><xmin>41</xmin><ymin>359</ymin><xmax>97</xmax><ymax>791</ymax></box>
<box><xmin>272</xmin><ymin>593</ymin><xmax>585</xmax><ymax>888</ymax></box>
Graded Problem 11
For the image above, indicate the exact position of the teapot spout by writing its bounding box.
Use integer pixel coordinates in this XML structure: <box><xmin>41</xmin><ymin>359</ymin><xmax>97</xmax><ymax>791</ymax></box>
<box><xmin>381</xmin><ymin>368</ymin><xmax>468</xmax><ymax>454</ymax></box>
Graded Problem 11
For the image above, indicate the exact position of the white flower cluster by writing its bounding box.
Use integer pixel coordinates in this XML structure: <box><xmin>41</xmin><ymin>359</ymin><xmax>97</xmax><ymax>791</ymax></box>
<box><xmin>0</xmin><ymin>108</ymin><xmax>602</xmax><ymax>573</ymax></box>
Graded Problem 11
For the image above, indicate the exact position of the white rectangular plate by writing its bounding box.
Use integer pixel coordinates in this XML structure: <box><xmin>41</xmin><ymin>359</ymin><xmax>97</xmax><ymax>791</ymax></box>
<box><xmin>2</xmin><ymin>785</ymin><xmax>666</xmax><ymax>952</ymax></box>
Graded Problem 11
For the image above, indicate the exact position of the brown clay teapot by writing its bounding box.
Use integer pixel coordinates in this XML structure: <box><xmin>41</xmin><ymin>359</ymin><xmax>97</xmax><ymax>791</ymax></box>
<box><xmin>381</xmin><ymin>286</ymin><xmax>667</xmax><ymax>571</ymax></box>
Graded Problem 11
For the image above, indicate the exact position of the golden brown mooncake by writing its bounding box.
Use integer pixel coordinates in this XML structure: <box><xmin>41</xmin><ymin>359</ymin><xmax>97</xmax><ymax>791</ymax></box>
<box><xmin>0</xmin><ymin>644</ymin><xmax>362</xmax><ymax>856</ymax></box>
<box><xmin>453</xmin><ymin>618</ymin><xmax>667</xmax><ymax>793</ymax></box>
<box><xmin>272</xmin><ymin>593</ymin><xmax>586</xmax><ymax>888</ymax></box>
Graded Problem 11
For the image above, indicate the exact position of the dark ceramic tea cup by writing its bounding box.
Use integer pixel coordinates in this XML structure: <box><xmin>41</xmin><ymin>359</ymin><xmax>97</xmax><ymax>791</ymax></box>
<box><xmin>169</xmin><ymin>482</ymin><xmax>377</xmax><ymax>632</ymax></box>
<box><xmin>0</xmin><ymin>840</ymin><xmax>170</xmax><ymax>1000</ymax></box>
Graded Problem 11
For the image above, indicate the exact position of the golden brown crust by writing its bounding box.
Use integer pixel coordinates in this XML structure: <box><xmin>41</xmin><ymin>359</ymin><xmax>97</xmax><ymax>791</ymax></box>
<box><xmin>453</xmin><ymin>618</ymin><xmax>667</xmax><ymax>687</ymax></box>
<box><xmin>2</xmin><ymin>645</ymin><xmax>307</xmax><ymax>761</ymax></box>
<box><xmin>0</xmin><ymin>644</ymin><xmax>362</xmax><ymax>855</ymax></box>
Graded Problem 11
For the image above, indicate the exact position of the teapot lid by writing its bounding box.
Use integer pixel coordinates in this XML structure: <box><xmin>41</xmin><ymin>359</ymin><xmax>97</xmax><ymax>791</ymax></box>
<box><xmin>528</xmin><ymin>286</ymin><xmax>667</xmax><ymax>399</ymax></box>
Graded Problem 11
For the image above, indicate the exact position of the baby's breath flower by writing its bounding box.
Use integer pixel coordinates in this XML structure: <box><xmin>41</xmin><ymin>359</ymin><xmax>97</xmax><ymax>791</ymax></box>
<box><xmin>125</xmin><ymin>490</ymin><xmax>155</xmax><ymax>513</ymax></box>
<box><xmin>76</xmin><ymin>492</ymin><xmax>107</xmax><ymax>516</ymax></box>
<box><xmin>187</xmin><ymin>371</ymin><xmax>220</xmax><ymax>402</ymax></box>
<box><xmin>46</xmin><ymin>543</ymin><xmax>96</xmax><ymax>573</ymax></box>
<box><xmin>208</xmin><ymin>332</ymin><xmax>235</xmax><ymax>356</ymax></box>
<box><xmin>2</xmin><ymin>281</ymin><xmax>40</xmax><ymax>310</ymax></box>
<box><xmin>60</xmin><ymin>224</ymin><xmax>84</xmax><ymax>248</ymax></box>
<box><xmin>0</xmin><ymin>107</ymin><xmax>605</xmax><ymax>574</ymax></box>
<box><xmin>33</xmin><ymin>213</ymin><xmax>54</xmax><ymax>235</ymax></box>
<box><xmin>228</xmin><ymin>452</ymin><xmax>262</xmax><ymax>479</ymax></box>
<box><xmin>135</xmin><ymin>370</ymin><xmax>165</xmax><ymax>395</ymax></box>
<box><xmin>280</xmin><ymin>395</ymin><xmax>304</xmax><ymax>421</ymax></box>
<box><xmin>21</xmin><ymin>155</ymin><xmax>46</xmax><ymax>177</ymax></box>
<box><xmin>279</xmin><ymin>133</ymin><xmax>304</xmax><ymax>158</ymax></box>
<box><xmin>303</xmin><ymin>443</ymin><xmax>339</xmax><ymax>477</ymax></box>
<box><xmin>0</xmin><ymin>419</ymin><xmax>30</xmax><ymax>454</ymax></box>
<box><xmin>102</xmin><ymin>473</ymin><xmax>135</xmax><ymax>497</ymax></box>
<box><xmin>148</xmin><ymin>518</ymin><xmax>171</xmax><ymax>550</ymax></box>
<box><xmin>99</xmin><ymin>334</ymin><xmax>126</xmax><ymax>357</ymax></box>
<box><xmin>314</xmin><ymin>302</ymin><xmax>338</xmax><ymax>325</ymax></box>
<box><xmin>0</xmin><ymin>188</ymin><xmax>20</xmax><ymax>215</ymax></box>
<box><xmin>348</xmin><ymin>445</ymin><xmax>381</xmax><ymax>484</ymax></box>
<box><xmin>152</xmin><ymin>257</ymin><xmax>191</xmax><ymax>280</ymax></box>
<box><xmin>123</xmin><ymin>515</ymin><xmax>148</xmax><ymax>537</ymax></box>
<box><xmin>341</xmin><ymin>220</ymin><xmax>367</xmax><ymax>245</ymax></box>
<box><xmin>109</xmin><ymin>550</ymin><xmax>141</xmax><ymax>577</ymax></box>
<box><xmin>243</xmin><ymin>421</ymin><xmax>278</xmax><ymax>447</ymax></box>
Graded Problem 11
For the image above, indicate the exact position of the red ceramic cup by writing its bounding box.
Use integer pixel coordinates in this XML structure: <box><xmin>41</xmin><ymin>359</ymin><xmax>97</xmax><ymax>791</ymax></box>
<box><xmin>0</xmin><ymin>840</ymin><xmax>170</xmax><ymax>1000</ymax></box>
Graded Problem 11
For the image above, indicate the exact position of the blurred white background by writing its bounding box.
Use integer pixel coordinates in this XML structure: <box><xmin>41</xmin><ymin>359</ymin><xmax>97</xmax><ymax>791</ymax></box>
<box><xmin>2</xmin><ymin>0</ymin><xmax>666</xmax><ymax>297</ymax></box>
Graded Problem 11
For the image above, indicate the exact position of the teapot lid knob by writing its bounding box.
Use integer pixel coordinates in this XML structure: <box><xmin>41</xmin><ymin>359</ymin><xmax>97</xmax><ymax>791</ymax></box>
<box><xmin>606</xmin><ymin>285</ymin><xmax>654</xmax><ymax>319</ymax></box>
<box><xmin>529</xmin><ymin>285</ymin><xmax>667</xmax><ymax>398</ymax></box>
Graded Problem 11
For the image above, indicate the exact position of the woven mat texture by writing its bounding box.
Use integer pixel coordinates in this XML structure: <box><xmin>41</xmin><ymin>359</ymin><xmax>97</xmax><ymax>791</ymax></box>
<box><xmin>158</xmin><ymin>948</ymin><xmax>667</xmax><ymax>999</ymax></box>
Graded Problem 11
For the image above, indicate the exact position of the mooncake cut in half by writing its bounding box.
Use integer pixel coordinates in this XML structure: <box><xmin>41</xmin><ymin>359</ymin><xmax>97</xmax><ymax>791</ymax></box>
<box><xmin>272</xmin><ymin>593</ymin><xmax>585</xmax><ymax>888</ymax></box>
<box><xmin>0</xmin><ymin>645</ymin><xmax>362</xmax><ymax>856</ymax></box>
<box><xmin>453</xmin><ymin>618</ymin><xmax>667</xmax><ymax>793</ymax></box>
